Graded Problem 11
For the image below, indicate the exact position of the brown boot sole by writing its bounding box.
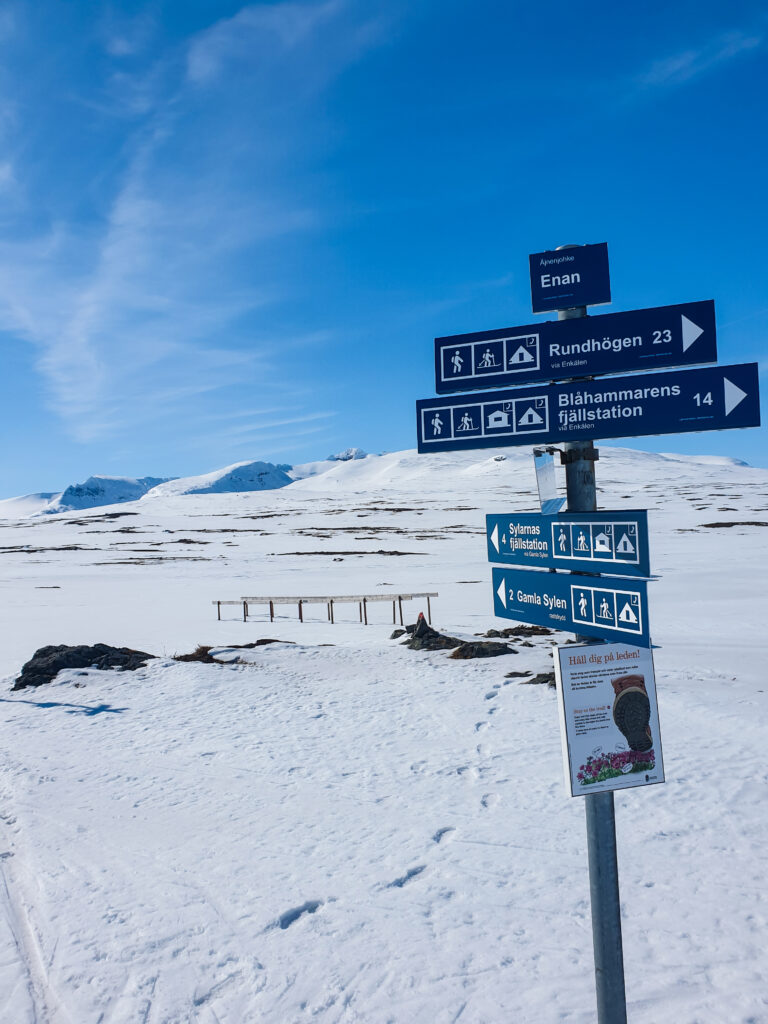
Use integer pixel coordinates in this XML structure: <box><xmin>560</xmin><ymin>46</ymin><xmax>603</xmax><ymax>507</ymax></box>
<box><xmin>613</xmin><ymin>688</ymin><xmax>653</xmax><ymax>752</ymax></box>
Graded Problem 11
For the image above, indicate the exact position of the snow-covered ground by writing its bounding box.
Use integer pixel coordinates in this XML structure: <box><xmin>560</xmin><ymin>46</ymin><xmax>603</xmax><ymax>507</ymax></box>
<box><xmin>0</xmin><ymin>445</ymin><xmax>767</xmax><ymax>1022</ymax></box>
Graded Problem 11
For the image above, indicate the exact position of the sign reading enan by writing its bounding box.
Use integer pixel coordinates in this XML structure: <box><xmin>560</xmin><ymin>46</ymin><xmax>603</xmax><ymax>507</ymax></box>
<box><xmin>529</xmin><ymin>243</ymin><xmax>611</xmax><ymax>313</ymax></box>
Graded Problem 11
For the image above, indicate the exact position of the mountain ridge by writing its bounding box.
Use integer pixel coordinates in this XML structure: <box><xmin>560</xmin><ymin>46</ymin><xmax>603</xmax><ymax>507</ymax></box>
<box><xmin>0</xmin><ymin>446</ymin><xmax>756</xmax><ymax>519</ymax></box>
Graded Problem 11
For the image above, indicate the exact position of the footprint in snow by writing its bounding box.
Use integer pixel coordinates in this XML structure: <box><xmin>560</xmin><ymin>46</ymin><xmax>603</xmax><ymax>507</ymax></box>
<box><xmin>432</xmin><ymin>827</ymin><xmax>456</xmax><ymax>845</ymax></box>
<box><xmin>386</xmin><ymin>865</ymin><xmax>426</xmax><ymax>888</ymax></box>
<box><xmin>267</xmin><ymin>900</ymin><xmax>323</xmax><ymax>931</ymax></box>
<box><xmin>484</xmin><ymin>691</ymin><xmax>498</xmax><ymax>701</ymax></box>
<box><xmin>481</xmin><ymin>793</ymin><xmax>500</xmax><ymax>810</ymax></box>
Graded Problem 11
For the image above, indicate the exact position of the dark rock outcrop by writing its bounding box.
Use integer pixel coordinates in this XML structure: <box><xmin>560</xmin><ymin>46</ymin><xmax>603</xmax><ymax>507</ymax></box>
<box><xmin>13</xmin><ymin>644</ymin><xmax>156</xmax><ymax>691</ymax></box>
<box><xmin>519</xmin><ymin>672</ymin><xmax>556</xmax><ymax>688</ymax></box>
<box><xmin>449</xmin><ymin>642</ymin><xmax>516</xmax><ymax>660</ymax></box>
<box><xmin>480</xmin><ymin>625</ymin><xmax>554</xmax><ymax>639</ymax></box>
<box><xmin>174</xmin><ymin>639</ymin><xmax>290</xmax><ymax>664</ymax></box>
<box><xmin>403</xmin><ymin>614</ymin><xmax>462</xmax><ymax>652</ymax></box>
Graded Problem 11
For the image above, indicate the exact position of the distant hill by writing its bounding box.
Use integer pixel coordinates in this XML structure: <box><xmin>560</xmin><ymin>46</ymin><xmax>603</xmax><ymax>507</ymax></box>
<box><xmin>1</xmin><ymin>445</ymin><xmax>754</xmax><ymax>519</ymax></box>
<box><xmin>143</xmin><ymin>460</ymin><xmax>292</xmax><ymax>498</ymax></box>
<box><xmin>42</xmin><ymin>477</ymin><xmax>171</xmax><ymax>516</ymax></box>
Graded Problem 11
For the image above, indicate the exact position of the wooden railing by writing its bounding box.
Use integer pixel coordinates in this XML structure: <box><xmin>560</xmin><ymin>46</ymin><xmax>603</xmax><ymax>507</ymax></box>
<box><xmin>212</xmin><ymin>592</ymin><xmax>437</xmax><ymax>625</ymax></box>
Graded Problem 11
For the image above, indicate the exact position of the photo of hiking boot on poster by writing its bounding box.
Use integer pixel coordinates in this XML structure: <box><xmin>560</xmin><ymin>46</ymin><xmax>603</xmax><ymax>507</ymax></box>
<box><xmin>553</xmin><ymin>642</ymin><xmax>665</xmax><ymax>797</ymax></box>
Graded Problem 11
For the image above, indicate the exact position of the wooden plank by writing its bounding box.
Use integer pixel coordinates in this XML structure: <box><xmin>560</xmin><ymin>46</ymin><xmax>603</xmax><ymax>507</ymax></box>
<box><xmin>239</xmin><ymin>593</ymin><xmax>438</xmax><ymax>603</ymax></box>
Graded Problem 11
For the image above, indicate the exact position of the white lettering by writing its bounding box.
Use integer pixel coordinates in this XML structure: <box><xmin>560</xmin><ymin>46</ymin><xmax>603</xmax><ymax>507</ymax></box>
<box><xmin>541</xmin><ymin>272</ymin><xmax>581</xmax><ymax>289</ymax></box>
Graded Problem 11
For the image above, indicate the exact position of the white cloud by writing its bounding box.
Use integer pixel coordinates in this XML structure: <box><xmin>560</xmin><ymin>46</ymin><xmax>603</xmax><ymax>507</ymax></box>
<box><xmin>100</xmin><ymin>9</ymin><xmax>156</xmax><ymax>58</ymax></box>
<box><xmin>186</xmin><ymin>0</ymin><xmax>345</xmax><ymax>84</ymax></box>
<box><xmin>0</xmin><ymin>159</ymin><xmax>14</xmax><ymax>189</ymax></box>
<box><xmin>637</xmin><ymin>29</ymin><xmax>763</xmax><ymax>90</ymax></box>
<box><xmin>0</xmin><ymin>2</ymin><xmax>394</xmax><ymax>447</ymax></box>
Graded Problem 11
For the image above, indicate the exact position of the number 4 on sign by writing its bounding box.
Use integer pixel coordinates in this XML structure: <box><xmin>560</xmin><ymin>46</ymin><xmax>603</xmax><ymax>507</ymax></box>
<box><xmin>694</xmin><ymin>392</ymin><xmax>713</xmax><ymax>406</ymax></box>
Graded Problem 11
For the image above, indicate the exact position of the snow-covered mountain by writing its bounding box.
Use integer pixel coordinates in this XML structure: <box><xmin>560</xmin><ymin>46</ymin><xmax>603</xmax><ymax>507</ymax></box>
<box><xmin>0</xmin><ymin>450</ymin><xmax>371</xmax><ymax>517</ymax></box>
<box><xmin>142</xmin><ymin>460</ymin><xmax>293</xmax><ymax>499</ymax></box>
<box><xmin>46</xmin><ymin>476</ymin><xmax>170</xmax><ymax>514</ymax></box>
<box><xmin>327</xmin><ymin>447</ymin><xmax>367</xmax><ymax>462</ymax></box>
<box><xmin>0</xmin><ymin>492</ymin><xmax>60</xmax><ymax>517</ymax></box>
<box><xmin>0</xmin><ymin>445</ymin><xmax>756</xmax><ymax>519</ymax></box>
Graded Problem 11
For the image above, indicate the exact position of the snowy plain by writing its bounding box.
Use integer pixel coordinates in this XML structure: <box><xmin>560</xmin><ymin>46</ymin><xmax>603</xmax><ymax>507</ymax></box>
<box><xmin>0</xmin><ymin>445</ymin><xmax>767</xmax><ymax>1023</ymax></box>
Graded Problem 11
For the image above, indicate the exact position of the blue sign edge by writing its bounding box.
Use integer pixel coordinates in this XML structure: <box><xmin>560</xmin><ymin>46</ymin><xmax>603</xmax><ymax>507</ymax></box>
<box><xmin>529</xmin><ymin>242</ymin><xmax>611</xmax><ymax>314</ymax></box>
<box><xmin>485</xmin><ymin>510</ymin><xmax>651</xmax><ymax>578</ymax></box>
<box><xmin>416</xmin><ymin>362</ymin><xmax>761</xmax><ymax>453</ymax></box>
<box><xmin>491</xmin><ymin>565</ymin><xmax>651</xmax><ymax>647</ymax></box>
<box><xmin>432</xmin><ymin>299</ymin><xmax>718</xmax><ymax>395</ymax></box>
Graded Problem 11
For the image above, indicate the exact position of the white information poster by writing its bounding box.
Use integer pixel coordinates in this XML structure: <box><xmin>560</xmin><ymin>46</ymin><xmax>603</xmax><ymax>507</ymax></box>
<box><xmin>554</xmin><ymin>641</ymin><xmax>665</xmax><ymax>797</ymax></box>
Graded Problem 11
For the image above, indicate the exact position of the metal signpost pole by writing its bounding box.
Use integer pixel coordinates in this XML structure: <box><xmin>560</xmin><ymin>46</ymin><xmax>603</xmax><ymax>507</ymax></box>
<box><xmin>558</xmin><ymin>259</ymin><xmax>627</xmax><ymax>1023</ymax></box>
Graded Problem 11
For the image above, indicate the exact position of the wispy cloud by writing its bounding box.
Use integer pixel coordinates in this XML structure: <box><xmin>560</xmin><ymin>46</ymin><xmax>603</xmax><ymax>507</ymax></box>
<box><xmin>216</xmin><ymin>411</ymin><xmax>337</xmax><ymax>440</ymax></box>
<box><xmin>0</xmin><ymin>2</ymin><xmax>390</xmax><ymax>448</ymax></box>
<box><xmin>636</xmin><ymin>28</ymin><xmax>763</xmax><ymax>91</ymax></box>
<box><xmin>186</xmin><ymin>0</ymin><xmax>345</xmax><ymax>84</ymax></box>
<box><xmin>100</xmin><ymin>10</ymin><xmax>156</xmax><ymax>59</ymax></box>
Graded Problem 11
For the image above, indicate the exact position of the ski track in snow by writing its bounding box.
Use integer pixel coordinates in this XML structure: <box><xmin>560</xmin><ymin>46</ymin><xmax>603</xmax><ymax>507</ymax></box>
<box><xmin>0</xmin><ymin>445</ymin><xmax>766</xmax><ymax>1022</ymax></box>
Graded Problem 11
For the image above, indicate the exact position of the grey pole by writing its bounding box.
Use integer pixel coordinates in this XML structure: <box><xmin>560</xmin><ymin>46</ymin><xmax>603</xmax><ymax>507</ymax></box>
<box><xmin>557</xmin><ymin>247</ymin><xmax>628</xmax><ymax>1024</ymax></box>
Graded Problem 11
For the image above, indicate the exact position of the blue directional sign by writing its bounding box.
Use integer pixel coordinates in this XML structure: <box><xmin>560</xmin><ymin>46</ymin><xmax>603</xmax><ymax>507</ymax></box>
<box><xmin>491</xmin><ymin>567</ymin><xmax>650</xmax><ymax>646</ymax></box>
<box><xmin>486</xmin><ymin>511</ymin><xmax>650</xmax><ymax>578</ymax></box>
<box><xmin>435</xmin><ymin>300</ymin><xmax>716</xmax><ymax>394</ymax></box>
<box><xmin>530</xmin><ymin>243</ymin><xmax>610</xmax><ymax>313</ymax></box>
<box><xmin>417</xmin><ymin>362</ymin><xmax>760</xmax><ymax>453</ymax></box>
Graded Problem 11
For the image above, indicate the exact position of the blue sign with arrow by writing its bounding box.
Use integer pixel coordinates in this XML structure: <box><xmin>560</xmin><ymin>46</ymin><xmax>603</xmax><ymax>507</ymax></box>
<box><xmin>417</xmin><ymin>362</ymin><xmax>760</xmax><ymax>453</ymax></box>
<box><xmin>435</xmin><ymin>300</ymin><xmax>716</xmax><ymax>394</ymax></box>
<box><xmin>491</xmin><ymin>567</ymin><xmax>650</xmax><ymax>646</ymax></box>
<box><xmin>529</xmin><ymin>243</ymin><xmax>611</xmax><ymax>313</ymax></box>
<box><xmin>486</xmin><ymin>511</ymin><xmax>650</xmax><ymax>578</ymax></box>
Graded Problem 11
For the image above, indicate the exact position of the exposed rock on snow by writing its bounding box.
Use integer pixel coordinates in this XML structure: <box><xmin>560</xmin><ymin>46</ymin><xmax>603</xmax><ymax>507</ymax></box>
<box><xmin>449</xmin><ymin>641</ymin><xmax>516</xmax><ymax>659</ymax></box>
<box><xmin>519</xmin><ymin>672</ymin><xmax>556</xmax><ymax>687</ymax></box>
<box><xmin>173</xmin><ymin>641</ymin><xmax>288</xmax><ymax>664</ymax></box>
<box><xmin>481</xmin><ymin>625</ymin><xmax>554</xmax><ymax>639</ymax></box>
<box><xmin>13</xmin><ymin>644</ymin><xmax>156</xmax><ymax>691</ymax></box>
<box><xmin>328</xmin><ymin>447</ymin><xmax>367</xmax><ymax>461</ymax></box>
<box><xmin>402</xmin><ymin>615</ymin><xmax>462</xmax><ymax>651</ymax></box>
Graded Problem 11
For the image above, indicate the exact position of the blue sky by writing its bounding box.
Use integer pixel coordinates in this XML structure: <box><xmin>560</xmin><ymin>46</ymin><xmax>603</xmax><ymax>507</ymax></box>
<box><xmin>0</xmin><ymin>0</ymin><xmax>766</xmax><ymax>495</ymax></box>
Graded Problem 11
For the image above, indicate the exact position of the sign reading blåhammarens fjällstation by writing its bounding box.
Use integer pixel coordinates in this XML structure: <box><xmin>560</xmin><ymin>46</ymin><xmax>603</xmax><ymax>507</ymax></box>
<box><xmin>414</xmin><ymin>241</ymin><xmax>761</xmax><ymax>1024</ymax></box>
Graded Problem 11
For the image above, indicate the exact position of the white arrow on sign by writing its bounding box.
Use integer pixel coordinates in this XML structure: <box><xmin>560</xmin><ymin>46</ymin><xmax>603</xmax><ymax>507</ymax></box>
<box><xmin>490</xmin><ymin>524</ymin><xmax>499</xmax><ymax>552</ymax></box>
<box><xmin>681</xmin><ymin>315</ymin><xmax>704</xmax><ymax>352</ymax></box>
<box><xmin>496</xmin><ymin>576</ymin><xmax>507</xmax><ymax>608</ymax></box>
<box><xmin>724</xmin><ymin>377</ymin><xmax>748</xmax><ymax>416</ymax></box>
